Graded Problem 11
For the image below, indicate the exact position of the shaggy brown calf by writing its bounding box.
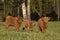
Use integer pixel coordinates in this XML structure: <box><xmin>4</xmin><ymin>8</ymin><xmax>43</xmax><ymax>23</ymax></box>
<box><xmin>23</xmin><ymin>20</ymin><xmax>35</xmax><ymax>31</ymax></box>
<box><xmin>38</xmin><ymin>16</ymin><xmax>50</xmax><ymax>32</ymax></box>
<box><xmin>5</xmin><ymin>16</ymin><xmax>23</xmax><ymax>32</ymax></box>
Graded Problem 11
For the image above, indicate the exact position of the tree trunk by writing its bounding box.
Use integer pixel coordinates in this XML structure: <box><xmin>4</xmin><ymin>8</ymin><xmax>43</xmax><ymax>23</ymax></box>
<box><xmin>39</xmin><ymin>0</ymin><xmax>42</xmax><ymax>17</ymax></box>
<box><xmin>22</xmin><ymin>2</ymin><xmax>27</xmax><ymax>20</ymax></box>
<box><xmin>27</xmin><ymin>0</ymin><xmax>30</xmax><ymax>20</ymax></box>
<box><xmin>18</xmin><ymin>3</ymin><xmax>19</xmax><ymax>17</ymax></box>
<box><xmin>2</xmin><ymin>0</ymin><xmax>5</xmax><ymax>17</ymax></box>
<box><xmin>56</xmin><ymin>0</ymin><xmax>59</xmax><ymax>21</ymax></box>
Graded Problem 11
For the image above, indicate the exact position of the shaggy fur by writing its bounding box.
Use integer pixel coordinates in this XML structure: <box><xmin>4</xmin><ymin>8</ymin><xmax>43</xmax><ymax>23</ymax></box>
<box><xmin>5</xmin><ymin>16</ymin><xmax>23</xmax><ymax>32</ymax></box>
<box><xmin>38</xmin><ymin>17</ymin><xmax>50</xmax><ymax>32</ymax></box>
<box><xmin>23</xmin><ymin>20</ymin><xmax>35</xmax><ymax>31</ymax></box>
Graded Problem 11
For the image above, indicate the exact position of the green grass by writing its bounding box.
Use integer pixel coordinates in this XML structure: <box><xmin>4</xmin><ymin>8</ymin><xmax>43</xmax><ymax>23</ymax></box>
<box><xmin>0</xmin><ymin>22</ymin><xmax>60</xmax><ymax>40</ymax></box>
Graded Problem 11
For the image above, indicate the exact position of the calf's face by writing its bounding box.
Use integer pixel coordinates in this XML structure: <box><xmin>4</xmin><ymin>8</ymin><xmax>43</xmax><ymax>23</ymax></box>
<box><xmin>17</xmin><ymin>17</ymin><xmax>23</xmax><ymax>23</ymax></box>
<box><xmin>42</xmin><ymin>17</ymin><xmax>50</xmax><ymax>23</ymax></box>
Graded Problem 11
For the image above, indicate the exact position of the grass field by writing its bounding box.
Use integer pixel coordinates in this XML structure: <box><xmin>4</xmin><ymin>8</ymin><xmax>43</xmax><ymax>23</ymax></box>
<box><xmin>0</xmin><ymin>22</ymin><xmax>60</xmax><ymax>40</ymax></box>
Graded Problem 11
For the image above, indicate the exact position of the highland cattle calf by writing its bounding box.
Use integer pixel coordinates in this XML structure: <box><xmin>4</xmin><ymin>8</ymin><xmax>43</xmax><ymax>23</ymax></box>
<box><xmin>38</xmin><ymin>16</ymin><xmax>50</xmax><ymax>32</ymax></box>
<box><xmin>23</xmin><ymin>20</ymin><xmax>36</xmax><ymax>31</ymax></box>
<box><xmin>5</xmin><ymin>16</ymin><xmax>23</xmax><ymax>32</ymax></box>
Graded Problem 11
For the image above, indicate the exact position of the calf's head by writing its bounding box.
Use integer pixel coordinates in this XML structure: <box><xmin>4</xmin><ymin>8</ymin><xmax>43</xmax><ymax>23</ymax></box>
<box><xmin>42</xmin><ymin>17</ymin><xmax>50</xmax><ymax>23</ymax></box>
<box><xmin>17</xmin><ymin>17</ymin><xmax>23</xmax><ymax>23</ymax></box>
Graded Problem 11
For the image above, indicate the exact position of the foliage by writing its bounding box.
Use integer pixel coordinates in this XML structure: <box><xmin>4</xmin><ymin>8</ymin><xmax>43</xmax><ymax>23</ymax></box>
<box><xmin>0</xmin><ymin>0</ymin><xmax>59</xmax><ymax>20</ymax></box>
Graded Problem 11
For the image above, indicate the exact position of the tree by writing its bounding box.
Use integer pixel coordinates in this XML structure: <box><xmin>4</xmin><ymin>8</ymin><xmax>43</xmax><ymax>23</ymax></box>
<box><xmin>1</xmin><ymin>0</ymin><xmax>6</xmax><ymax>17</ymax></box>
<box><xmin>30</xmin><ymin>0</ymin><xmax>42</xmax><ymax>17</ymax></box>
<box><xmin>56</xmin><ymin>0</ymin><xmax>59</xmax><ymax>21</ymax></box>
<box><xmin>22</xmin><ymin>0</ymin><xmax>27</xmax><ymax>20</ymax></box>
<box><xmin>27</xmin><ymin>0</ymin><xmax>30</xmax><ymax>20</ymax></box>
